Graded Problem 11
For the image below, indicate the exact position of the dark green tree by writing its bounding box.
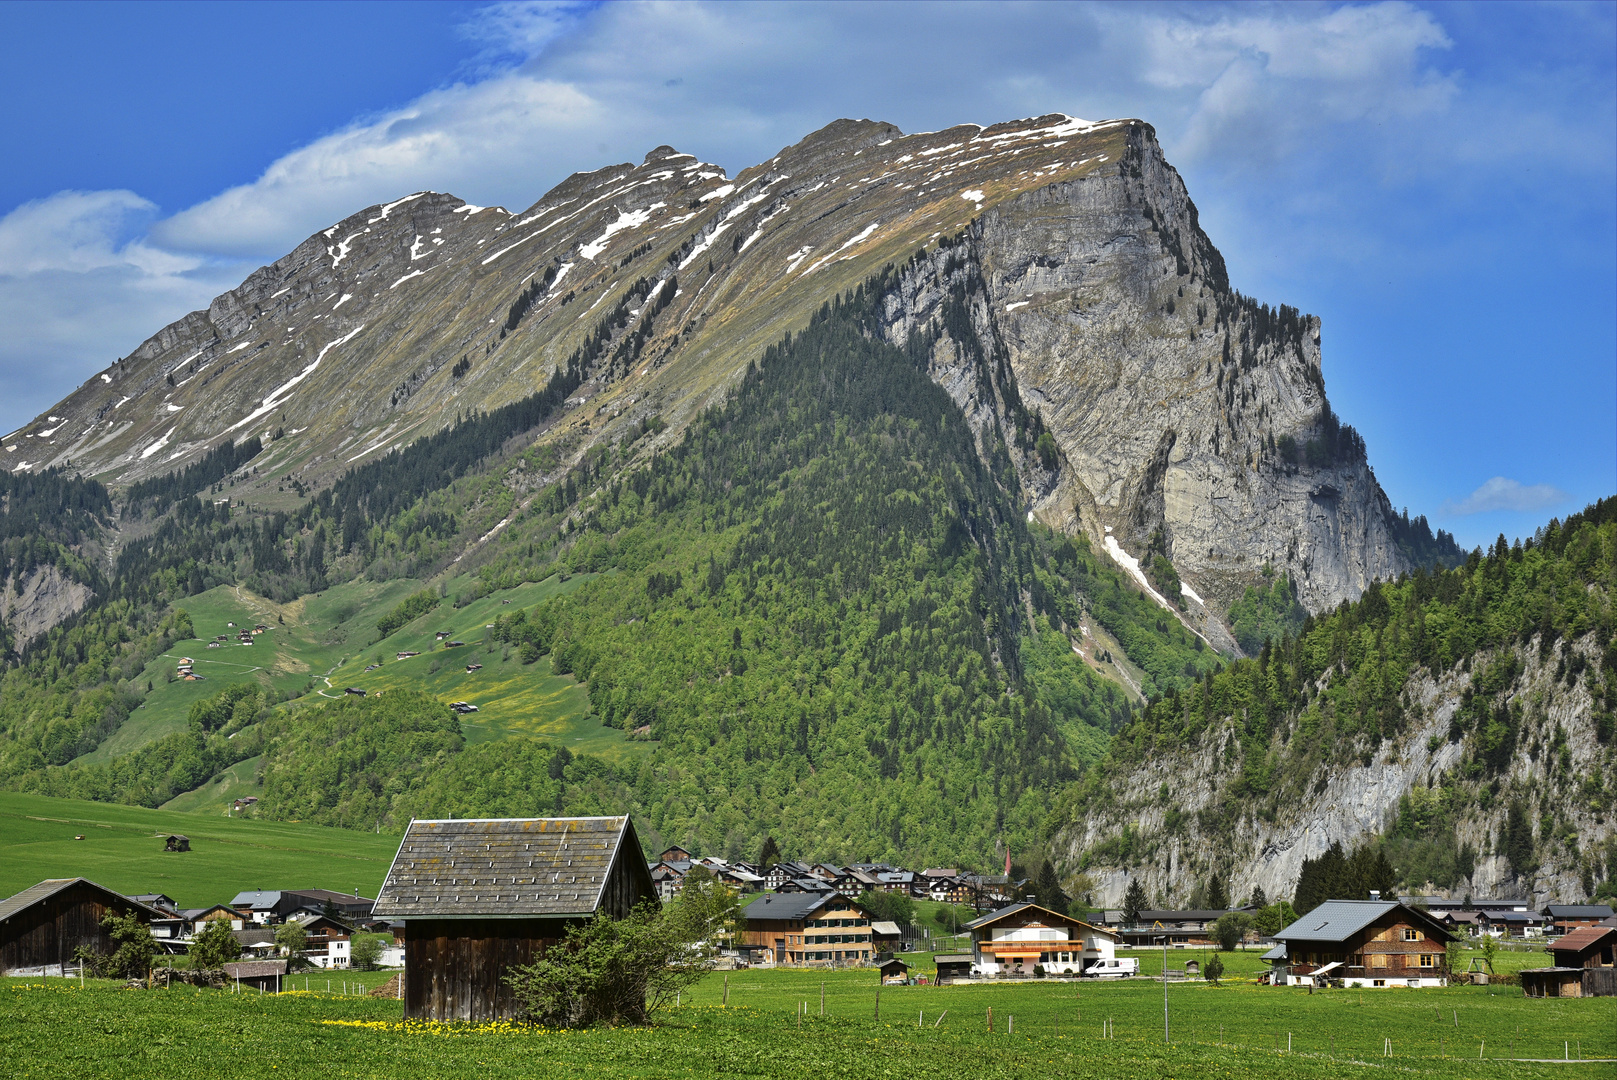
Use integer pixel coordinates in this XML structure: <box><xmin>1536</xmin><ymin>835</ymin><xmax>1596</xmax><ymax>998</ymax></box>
<box><xmin>1205</xmin><ymin>873</ymin><xmax>1228</xmax><ymax>910</ymax></box>
<box><xmin>1123</xmin><ymin>879</ymin><xmax>1148</xmax><ymax>925</ymax></box>
<box><xmin>1034</xmin><ymin>859</ymin><xmax>1068</xmax><ymax>912</ymax></box>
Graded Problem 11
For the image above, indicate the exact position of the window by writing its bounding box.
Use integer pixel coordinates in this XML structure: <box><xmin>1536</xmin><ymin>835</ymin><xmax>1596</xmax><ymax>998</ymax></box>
<box><xmin>1419</xmin><ymin>954</ymin><xmax>1435</xmax><ymax>968</ymax></box>
<box><xmin>1370</xmin><ymin>954</ymin><xmax>1387</xmax><ymax>968</ymax></box>
<box><xmin>1373</xmin><ymin>979</ymin><xmax>1385</xmax><ymax>987</ymax></box>
<box><xmin>1402</xmin><ymin>928</ymin><xmax>1422</xmax><ymax>942</ymax></box>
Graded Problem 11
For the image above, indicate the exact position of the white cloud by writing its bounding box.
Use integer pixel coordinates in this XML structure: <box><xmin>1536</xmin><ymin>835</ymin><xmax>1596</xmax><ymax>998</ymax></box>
<box><xmin>0</xmin><ymin>192</ymin><xmax>247</xmax><ymax>429</ymax></box>
<box><xmin>1441</xmin><ymin>477</ymin><xmax>1570</xmax><ymax>516</ymax></box>
<box><xmin>1</xmin><ymin>0</ymin><xmax>1607</xmax><ymax>441</ymax></box>
<box><xmin>1114</xmin><ymin>2</ymin><xmax>1457</xmax><ymax>167</ymax></box>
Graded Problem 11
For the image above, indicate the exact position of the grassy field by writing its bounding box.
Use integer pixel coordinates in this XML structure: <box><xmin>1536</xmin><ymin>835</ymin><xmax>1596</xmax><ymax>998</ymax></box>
<box><xmin>2</xmin><ymin>960</ymin><xmax>1610</xmax><ymax>1079</ymax></box>
<box><xmin>74</xmin><ymin>569</ymin><xmax>648</xmax><ymax>776</ymax></box>
<box><xmin>0</xmin><ymin>791</ymin><xmax>401</xmax><ymax>907</ymax></box>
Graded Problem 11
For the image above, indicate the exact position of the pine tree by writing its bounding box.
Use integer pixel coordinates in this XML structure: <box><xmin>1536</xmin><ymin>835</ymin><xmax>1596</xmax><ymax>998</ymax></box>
<box><xmin>1123</xmin><ymin>878</ymin><xmax>1148</xmax><ymax>925</ymax></box>
<box><xmin>758</xmin><ymin>834</ymin><xmax>781</xmax><ymax>869</ymax></box>
<box><xmin>1034</xmin><ymin>859</ymin><xmax>1067</xmax><ymax>912</ymax></box>
<box><xmin>1205</xmin><ymin>873</ymin><xmax>1228</xmax><ymax>910</ymax></box>
<box><xmin>1250</xmin><ymin>884</ymin><xmax>1268</xmax><ymax>909</ymax></box>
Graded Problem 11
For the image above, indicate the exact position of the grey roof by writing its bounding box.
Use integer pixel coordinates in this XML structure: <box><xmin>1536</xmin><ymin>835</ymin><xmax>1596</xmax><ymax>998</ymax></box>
<box><xmin>742</xmin><ymin>891</ymin><xmax>847</xmax><ymax>922</ymax></box>
<box><xmin>222</xmin><ymin>959</ymin><xmax>287</xmax><ymax>978</ymax></box>
<box><xmin>372</xmin><ymin>816</ymin><xmax>640</xmax><ymax>919</ymax></box>
<box><xmin>1137</xmin><ymin>908</ymin><xmax>1251</xmax><ymax>922</ymax></box>
<box><xmin>870</xmin><ymin>920</ymin><xmax>902</xmax><ymax>935</ymax></box>
<box><xmin>1261</xmin><ymin>943</ymin><xmax>1288</xmax><ymax>962</ymax></box>
<box><xmin>0</xmin><ymin>878</ymin><xmax>168</xmax><ymax>925</ymax></box>
<box><xmin>230</xmin><ymin>889</ymin><xmax>283</xmax><ymax>909</ymax></box>
<box><xmin>1543</xmin><ymin>904</ymin><xmax>1614</xmax><ymax>918</ymax></box>
<box><xmin>1276</xmin><ymin>900</ymin><xmax>1451</xmax><ymax>944</ymax></box>
<box><xmin>963</xmin><ymin>902</ymin><xmax>1120</xmax><ymax>939</ymax></box>
<box><xmin>933</xmin><ymin>954</ymin><xmax>975</xmax><ymax>964</ymax></box>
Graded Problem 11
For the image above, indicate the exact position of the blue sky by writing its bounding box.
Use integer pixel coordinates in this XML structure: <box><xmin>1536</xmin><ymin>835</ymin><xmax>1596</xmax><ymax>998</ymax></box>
<box><xmin>0</xmin><ymin>0</ymin><xmax>1610</xmax><ymax>548</ymax></box>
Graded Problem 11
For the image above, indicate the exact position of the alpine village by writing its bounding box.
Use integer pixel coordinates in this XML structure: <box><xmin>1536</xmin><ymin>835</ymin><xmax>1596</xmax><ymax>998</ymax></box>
<box><xmin>1</xmin><ymin>75</ymin><xmax>1613</xmax><ymax>1079</ymax></box>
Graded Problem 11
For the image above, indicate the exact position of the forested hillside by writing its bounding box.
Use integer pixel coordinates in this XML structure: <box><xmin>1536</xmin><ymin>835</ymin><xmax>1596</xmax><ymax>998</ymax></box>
<box><xmin>1</xmin><ymin>271</ymin><xmax>1221</xmax><ymax>865</ymax></box>
<box><xmin>0</xmin><ymin>258</ymin><xmax>1604</xmax><ymax>888</ymax></box>
<box><xmin>1053</xmin><ymin>497</ymin><xmax>1617</xmax><ymax>906</ymax></box>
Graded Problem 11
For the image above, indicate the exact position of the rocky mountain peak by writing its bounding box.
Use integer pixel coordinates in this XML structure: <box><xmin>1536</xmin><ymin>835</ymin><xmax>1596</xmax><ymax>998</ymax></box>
<box><xmin>6</xmin><ymin>112</ymin><xmax>1412</xmax><ymax>629</ymax></box>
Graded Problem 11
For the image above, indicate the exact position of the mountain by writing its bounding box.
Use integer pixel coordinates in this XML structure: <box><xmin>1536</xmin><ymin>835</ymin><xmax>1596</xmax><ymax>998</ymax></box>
<box><xmin>4</xmin><ymin>115</ymin><xmax>1454</xmax><ymax>633</ymax></box>
<box><xmin>4</xmin><ymin>113</ymin><xmax>1542</xmax><ymax>890</ymax></box>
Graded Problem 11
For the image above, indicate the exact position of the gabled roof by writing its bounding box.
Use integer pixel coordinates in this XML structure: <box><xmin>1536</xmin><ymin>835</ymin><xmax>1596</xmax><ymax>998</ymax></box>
<box><xmin>870</xmin><ymin>920</ymin><xmax>902</xmax><ymax>935</ymax></box>
<box><xmin>230</xmin><ymin>889</ymin><xmax>284</xmax><ymax>909</ymax></box>
<box><xmin>1544</xmin><ymin>904</ymin><xmax>1615</xmax><ymax>918</ymax></box>
<box><xmin>372</xmin><ymin>816</ymin><xmax>646</xmax><ymax>919</ymax></box>
<box><xmin>0</xmin><ymin>878</ymin><xmax>168</xmax><ymax>924</ymax></box>
<box><xmin>1276</xmin><ymin>900</ymin><xmax>1452</xmax><ymax>944</ymax></box>
<box><xmin>964</xmin><ymin>902</ymin><xmax>1120</xmax><ymax>940</ymax></box>
<box><xmin>1550</xmin><ymin>925</ymin><xmax>1616</xmax><ymax>954</ymax></box>
<box><xmin>181</xmin><ymin>904</ymin><xmax>238</xmax><ymax>920</ymax></box>
<box><xmin>1261</xmin><ymin>943</ymin><xmax>1288</xmax><ymax>962</ymax></box>
<box><xmin>742</xmin><ymin>891</ymin><xmax>851</xmax><ymax>923</ymax></box>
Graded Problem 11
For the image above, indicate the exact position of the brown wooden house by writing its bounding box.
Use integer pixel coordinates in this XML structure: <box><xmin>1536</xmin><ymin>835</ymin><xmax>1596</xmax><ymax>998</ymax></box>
<box><xmin>372</xmin><ymin>816</ymin><xmax>657</xmax><ymax>1022</ymax></box>
<box><xmin>1521</xmin><ymin>924</ymin><xmax>1617</xmax><ymax>997</ymax></box>
<box><xmin>738</xmin><ymin>891</ymin><xmax>876</xmax><ymax>966</ymax></box>
<box><xmin>1272</xmin><ymin>899</ymin><xmax>1453</xmax><ymax>988</ymax></box>
<box><xmin>0</xmin><ymin>878</ymin><xmax>166</xmax><ymax>975</ymax></box>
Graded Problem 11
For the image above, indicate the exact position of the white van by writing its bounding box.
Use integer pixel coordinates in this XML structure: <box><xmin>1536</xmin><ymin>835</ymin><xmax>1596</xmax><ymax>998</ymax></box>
<box><xmin>1084</xmin><ymin>957</ymin><xmax>1139</xmax><ymax>978</ymax></box>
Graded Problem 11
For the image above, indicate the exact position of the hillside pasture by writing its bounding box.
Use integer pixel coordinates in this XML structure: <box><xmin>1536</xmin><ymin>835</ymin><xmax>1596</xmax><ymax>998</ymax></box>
<box><xmin>0</xmin><ymin>791</ymin><xmax>400</xmax><ymax>907</ymax></box>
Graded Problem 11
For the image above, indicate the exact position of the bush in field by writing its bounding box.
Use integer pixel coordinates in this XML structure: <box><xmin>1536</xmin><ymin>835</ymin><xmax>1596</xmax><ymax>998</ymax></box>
<box><xmin>1212</xmin><ymin>912</ymin><xmax>1250</xmax><ymax>951</ymax></box>
<box><xmin>275</xmin><ymin>921</ymin><xmax>307</xmax><ymax>967</ymax></box>
<box><xmin>189</xmin><ymin>918</ymin><xmax>241</xmax><ymax>971</ymax></box>
<box><xmin>857</xmin><ymin>889</ymin><xmax>915</xmax><ymax>928</ymax></box>
<box><xmin>1203</xmin><ymin>954</ymin><xmax>1225</xmax><ymax>984</ymax></box>
<box><xmin>504</xmin><ymin>901</ymin><xmax>719</xmax><ymax>1028</ymax></box>
<box><xmin>351</xmin><ymin>935</ymin><xmax>385</xmax><ymax>971</ymax></box>
<box><xmin>73</xmin><ymin>910</ymin><xmax>156</xmax><ymax>978</ymax></box>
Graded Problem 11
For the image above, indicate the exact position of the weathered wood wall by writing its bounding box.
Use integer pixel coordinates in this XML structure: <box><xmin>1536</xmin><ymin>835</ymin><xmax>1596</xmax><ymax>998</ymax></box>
<box><xmin>0</xmin><ymin>883</ymin><xmax>128</xmax><ymax>971</ymax></box>
<box><xmin>403</xmin><ymin>918</ymin><xmax>569</xmax><ymax>1021</ymax></box>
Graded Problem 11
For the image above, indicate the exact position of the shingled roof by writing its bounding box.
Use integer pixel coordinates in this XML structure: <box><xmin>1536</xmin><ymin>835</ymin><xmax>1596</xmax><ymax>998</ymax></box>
<box><xmin>0</xmin><ymin>878</ymin><xmax>168</xmax><ymax>924</ymax></box>
<box><xmin>372</xmin><ymin>816</ymin><xmax>644</xmax><ymax>919</ymax></box>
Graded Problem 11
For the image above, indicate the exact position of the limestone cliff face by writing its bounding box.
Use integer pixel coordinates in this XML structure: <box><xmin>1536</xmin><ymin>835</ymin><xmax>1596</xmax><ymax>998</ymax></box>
<box><xmin>1</xmin><ymin>564</ymin><xmax>93</xmax><ymax>649</ymax></box>
<box><xmin>7</xmin><ymin>115</ymin><xmax>1407</xmax><ymax>625</ymax></box>
<box><xmin>877</xmin><ymin>124</ymin><xmax>1407</xmax><ymax>622</ymax></box>
<box><xmin>1052</xmin><ymin>631</ymin><xmax>1613</xmax><ymax>909</ymax></box>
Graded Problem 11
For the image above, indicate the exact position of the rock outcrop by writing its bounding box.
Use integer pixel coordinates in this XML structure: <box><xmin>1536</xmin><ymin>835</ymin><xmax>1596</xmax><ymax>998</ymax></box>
<box><xmin>1053</xmin><ymin>631</ymin><xmax>1613</xmax><ymax>909</ymax></box>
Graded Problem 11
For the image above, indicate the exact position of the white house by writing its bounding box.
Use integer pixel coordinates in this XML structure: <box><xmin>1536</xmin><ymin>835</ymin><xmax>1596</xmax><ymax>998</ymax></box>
<box><xmin>964</xmin><ymin>902</ymin><xmax>1119</xmax><ymax>977</ymax></box>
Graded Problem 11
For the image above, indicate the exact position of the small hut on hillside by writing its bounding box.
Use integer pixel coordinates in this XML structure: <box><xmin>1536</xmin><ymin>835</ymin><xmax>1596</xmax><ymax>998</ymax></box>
<box><xmin>372</xmin><ymin>816</ymin><xmax>657</xmax><ymax>1022</ymax></box>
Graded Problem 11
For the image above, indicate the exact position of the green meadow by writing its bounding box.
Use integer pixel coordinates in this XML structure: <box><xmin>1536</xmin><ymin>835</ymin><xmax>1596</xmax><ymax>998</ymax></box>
<box><xmin>0</xmin><ymin>791</ymin><xmax>401</xmax><ymax>907</ymax></box>
<box><xmin>2</xmin><ymin>960</ymin><xmax>1610</xmax><ymax>1079</ymax></box>
<box><xmin>75</xmin><ymin>569</ymin><xmax>646</xmax><ymax>777</ymax></box>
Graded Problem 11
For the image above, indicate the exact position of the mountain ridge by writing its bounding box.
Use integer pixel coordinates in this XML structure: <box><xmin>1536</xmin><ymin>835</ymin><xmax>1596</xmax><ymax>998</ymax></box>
<box><xmin>5</xmin><ymin>113</ymin><xmax>1430</xmax><ymax>629</ymax></box>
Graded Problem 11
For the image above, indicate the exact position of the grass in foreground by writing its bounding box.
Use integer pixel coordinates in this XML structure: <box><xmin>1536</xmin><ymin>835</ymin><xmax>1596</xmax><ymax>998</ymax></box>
<box><xmin>3</xmin><ymin>963</ymin><xmax>1610</xmax><ymax>1080</ymax></box>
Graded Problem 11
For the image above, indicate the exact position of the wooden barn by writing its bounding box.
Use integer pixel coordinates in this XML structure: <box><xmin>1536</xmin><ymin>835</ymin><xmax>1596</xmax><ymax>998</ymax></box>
<box><xmin>372</xmin><ymin>816</ymin><xmax>657</xmax><ymax>1022</ymax></box>
<box><xmin>0</xmin><ymin>878</ymin><xmax>166</xmax><ymax>975</ymax></box>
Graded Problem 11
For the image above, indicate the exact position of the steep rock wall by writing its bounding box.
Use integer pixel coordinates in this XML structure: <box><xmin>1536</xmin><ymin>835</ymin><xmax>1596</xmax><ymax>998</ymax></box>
<box><xmin>1054</xmin><ymin>631</ymin><xmax>1614</xmax><ymax>908</ymax></box>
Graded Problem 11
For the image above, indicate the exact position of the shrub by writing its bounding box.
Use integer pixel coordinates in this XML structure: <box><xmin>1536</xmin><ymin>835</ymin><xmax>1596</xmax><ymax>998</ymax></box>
<box><xmin>1203</xmin><ymin>954</ymin><xmax>1225</xmax><ymax>983</ymax></box>
<box><xmin>503</xmin><ymin>902</ymin><xmax>717</xmax><ymax>1028</ymax></box>
<box><xmin>188</xmin><ymin>918</ymin><xmax>241</xmax><ymax>971</ymax></box>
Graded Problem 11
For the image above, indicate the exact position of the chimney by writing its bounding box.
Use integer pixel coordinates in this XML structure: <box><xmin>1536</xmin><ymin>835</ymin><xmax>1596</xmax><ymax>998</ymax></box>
<box><xmin>1369</xmin><ymin>890</ymin><xmax>1381</xmax><ymax>902</ymax></box>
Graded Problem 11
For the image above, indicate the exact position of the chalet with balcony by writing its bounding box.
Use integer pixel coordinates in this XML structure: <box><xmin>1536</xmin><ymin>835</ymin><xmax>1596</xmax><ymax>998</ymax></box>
<box><xmin>1543</xmin><ymin>904</ymin><xmax>1615</xmax><ymax>934</ymax></box>
<box><xmin>964</xmin><ymin>902</ymin><xmax>1120</xmax><ymax>977</ymax></box>
<box><xmin>1270</xmin><ymin>899</ymin><xmax>1453</xmax><ymax>988</ymax></box>
<box><xmin>739</xmin><ymin>892</ymin><xmax>874</xmax><ymax>966</ymax></box>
